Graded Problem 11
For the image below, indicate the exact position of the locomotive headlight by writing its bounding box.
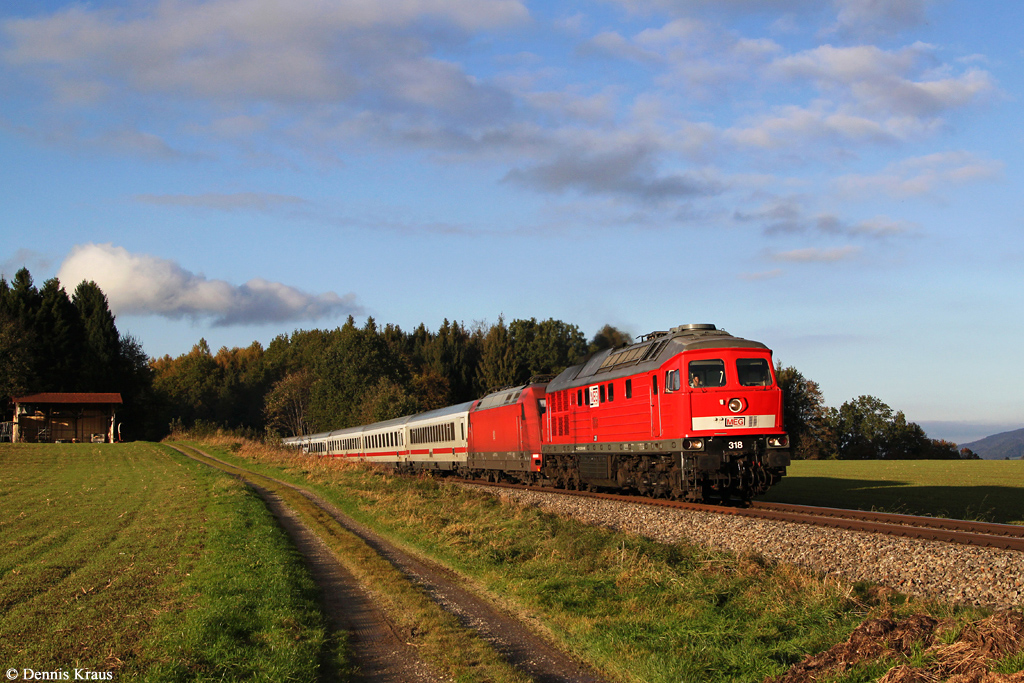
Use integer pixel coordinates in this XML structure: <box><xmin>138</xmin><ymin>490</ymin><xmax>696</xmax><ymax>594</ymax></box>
<box><xmin>727</xmin><ymin>398</ymin><xmax>746</xmax><ymax>413</ymax></box>
<box><xmin>683</xmin><ymin>438</ymin><xmax>704</xmax><ymax>451</ymax></box>
<box><xmin>767</xmin><ymin>435</ymin><xmax>790</xmax><ymax>448</ymax></box>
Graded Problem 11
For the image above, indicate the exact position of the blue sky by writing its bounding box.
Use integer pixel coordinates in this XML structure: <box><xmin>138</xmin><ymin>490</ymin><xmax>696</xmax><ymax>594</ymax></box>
<box><xmin>2</xmin><ymin>0</ymin><xmax>1021</xmax><ymax>444</ymax></box>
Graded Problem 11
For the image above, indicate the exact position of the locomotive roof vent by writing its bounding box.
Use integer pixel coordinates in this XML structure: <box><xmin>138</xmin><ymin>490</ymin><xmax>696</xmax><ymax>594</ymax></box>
<box><xmin>671</xmin><ymin>323</ymin><xmax>717</xmax><ymax>333</ymax></box>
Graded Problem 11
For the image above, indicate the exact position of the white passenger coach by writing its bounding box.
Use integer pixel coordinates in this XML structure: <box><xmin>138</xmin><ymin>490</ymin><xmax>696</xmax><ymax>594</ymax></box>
<box><xmin>282</xmin><ymin>401</ymin><xmax>472</xmax><ymax>471</ymax></box>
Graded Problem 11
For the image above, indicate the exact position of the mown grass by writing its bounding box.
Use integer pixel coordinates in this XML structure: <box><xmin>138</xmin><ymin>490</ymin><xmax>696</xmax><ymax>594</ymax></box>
<box><xmin>0</xmin><ymin>442</ymin><xmax>337</xmax><ymax>681</ymax></box>
<box><xmin>188</xmin><ymin>438</ymin><xmax>1007</xmax><ymax>683</ymax></box>
<box><xmin>757</xmin><ymin>459</ymin><xmax>1024</xmax><ymax>524</ymax></box>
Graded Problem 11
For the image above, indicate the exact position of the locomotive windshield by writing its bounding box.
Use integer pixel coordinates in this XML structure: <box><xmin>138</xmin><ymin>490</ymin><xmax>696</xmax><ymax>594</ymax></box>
<box><xmin>688</xmin><ymin>359</ymin><xmax>726</xmax><ymax>387</ymax></box>
<box><xmin>737</xmin><ymin>358</ymin><xmax>773</xmax><ymax>386</ymax></box>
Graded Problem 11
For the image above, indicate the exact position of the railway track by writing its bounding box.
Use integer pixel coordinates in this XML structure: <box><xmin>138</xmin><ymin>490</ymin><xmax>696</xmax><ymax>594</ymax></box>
<box><xmin>453</xmin><ymin>479</ymin><xmax>1024</xmax><ymax>553</ymax></box>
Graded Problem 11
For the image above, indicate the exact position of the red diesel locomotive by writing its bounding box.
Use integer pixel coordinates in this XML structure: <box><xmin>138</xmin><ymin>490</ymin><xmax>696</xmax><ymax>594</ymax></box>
<box><xmin>283</xmin><ymin>324</ymin><xmax>790</xmax><ymax>502</ymax></box>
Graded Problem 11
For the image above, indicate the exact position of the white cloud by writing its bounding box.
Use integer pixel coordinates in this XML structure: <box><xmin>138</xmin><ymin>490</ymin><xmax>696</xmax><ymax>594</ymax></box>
<box><xmin>770</xmin><ymin>246</ymin><xmax>861</xmax><ymax>262</ymax></box>
<box><xmin>833</xmin><ymin>152</ymin><xmax>1004</xmax><ymax>199</ymax></box>
<box><xmin>1</xmin><ymin>0</ymin><xmax>999</xmax><ymax>237</ymax></box>
<box><xmin>727</xmin><ymin>104</ymin><xmax>902</xmax><ymax>150</ymax></box>
<box><xmin>579</xmin><ymin>31</ymin><xmax>662</xmax><ymax>64</ymax></box>
<box><xmin>831</xmin><ymin>0</ymin><xmax>931</xmax><ymax>37</ymax></box>
<box><xmin>599</xmin><ymin>0</ymin><xmax>932</xmax><ymax>37</ymax></box>
<box><xmin>56</xmin><ymin>243</ymin><xmax>361</xmax><ymax>326</ymax></box>
<box><xmin>727</xmin><ymin>41</ymin><xmax>994</xmax><ymax>152</ymax></box>
<box><xmin>135</xmin><ymin>192</ymin><xmax>308</xmax><ymax>213</ymax></box>
<box><xmin>2</xmin><ymin>0</ymin><xmax>526</xmax><ymax>111</ymax></box>
<box><xmin>503</xmin><ymin>139</ymin><xmax>725</xmax><ymax>201</ymax></box>
<box><xmin>772</xmin><ymin>44</ymin><xmax>995</xmax><ymax>118</ymax></box>
<box><xmin>735</xmin><ymin>199</ymin><xmax>915</xmax><ymax>238</ymax></box>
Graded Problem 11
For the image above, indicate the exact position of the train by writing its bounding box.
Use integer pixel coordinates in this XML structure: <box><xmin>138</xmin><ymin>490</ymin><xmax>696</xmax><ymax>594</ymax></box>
<box><xmin>282</xmin><ymin>324</ymin><xmax>791</xmax><ymax>503</ymax></box>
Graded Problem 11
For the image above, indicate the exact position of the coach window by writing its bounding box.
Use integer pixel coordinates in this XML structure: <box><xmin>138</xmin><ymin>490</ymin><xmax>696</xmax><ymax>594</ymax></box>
<box><xmin>608</xmin><ymin>383</ymin><xmax>614</xmax><ymax>401</ymax></box>
<box><xmin>652</xmin><ymin>375</ymin><xmax>658</xmax><ymax>395</ymax></box>
<box><xmin>577</xmin><ymin>389</ymin><xmax>584</xmax><ymax>407</ymax></box>
<box><xmin>625</xmin><ymin>379</ymin><xmax>632</xmax><ymax>399</ymax></box>
<box><xmin>737</xmin><ymin>358</ymin><xmax>773</xmax><ymax>386</ymax></box>
<box><xmin>599</xmin><ymin>385</ymin><xmax>606</xmax><ymax>403</ymax></box>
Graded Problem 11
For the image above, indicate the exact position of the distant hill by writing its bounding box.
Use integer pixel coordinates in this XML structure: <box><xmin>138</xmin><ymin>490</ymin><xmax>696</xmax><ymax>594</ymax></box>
<box><xmin>961</xmin><ymin>427</ymin><xmax>1024</xmax><ymax>460</ymax></box>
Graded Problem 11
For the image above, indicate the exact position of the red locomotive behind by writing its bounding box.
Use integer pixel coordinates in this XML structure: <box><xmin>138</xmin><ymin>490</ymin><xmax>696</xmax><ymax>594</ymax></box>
<box><xmin>283</xmin><ymin>324</ymin><xmax>791</xmax><ymax>502</ymax></box>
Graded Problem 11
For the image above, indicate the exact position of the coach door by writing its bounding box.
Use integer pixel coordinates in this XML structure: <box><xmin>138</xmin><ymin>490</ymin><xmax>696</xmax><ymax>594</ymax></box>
<box><xmin>575</xmin><ymin>387</ymin><xmax>591</xmax><ymax>445</ymax></box>
<box><xmin>650</xmin><ymin>373</ymin><xmax>662</xmax><ymax>438</ymax></box>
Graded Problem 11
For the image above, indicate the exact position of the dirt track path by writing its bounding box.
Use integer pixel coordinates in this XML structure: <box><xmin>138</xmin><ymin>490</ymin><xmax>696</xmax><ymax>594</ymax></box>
<box><xmin>251</xmin><ymin>483</ymin><xmax>437</xmax><ymax>683</ymax></box>
<box><xmin>170</xmin><ymin>444</ymin><xmax>607</xmax><ymax>683</ymax></box>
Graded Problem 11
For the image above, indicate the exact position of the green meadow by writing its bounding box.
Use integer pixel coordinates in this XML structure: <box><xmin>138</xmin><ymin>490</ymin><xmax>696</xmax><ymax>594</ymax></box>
<box><xmin>757</xmin><ymin>459</ymin><xmax>1024</xmax><ymax>525</ymax></box>
<box><xmin>0</xmin><ymin>443</ymin><xmax>337</xmax><ymax>681</ymax></box>
<box><xmin>3</xmin><ymin>441</ymin><xmax>1021</xmax><ymax>683</ymax></box>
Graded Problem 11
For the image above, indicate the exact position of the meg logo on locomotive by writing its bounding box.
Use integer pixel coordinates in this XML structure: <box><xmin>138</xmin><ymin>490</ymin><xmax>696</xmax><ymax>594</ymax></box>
<box><xmin>283</xmin><ymin>324</ymin><xmax>791</xmax><ymax>503</ymax></box>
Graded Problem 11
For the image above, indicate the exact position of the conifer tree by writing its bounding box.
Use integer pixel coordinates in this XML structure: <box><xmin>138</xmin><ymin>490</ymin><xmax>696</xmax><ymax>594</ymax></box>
<box><xmin>36</xmin><ymin>278</ymin><xmax>85</xmax><ymax>391</ymax></box>
<box><xmin>73</xmin><ymin>280</ymin><xmax>121</xmax><ymax>391</ymax></box>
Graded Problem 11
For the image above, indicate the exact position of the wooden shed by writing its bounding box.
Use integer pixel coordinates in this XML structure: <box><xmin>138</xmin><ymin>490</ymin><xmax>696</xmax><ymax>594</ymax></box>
<box><xmin>11</xmin><ymin>393</ymin><xmax>122</xmax><ymax>444</ymax></box>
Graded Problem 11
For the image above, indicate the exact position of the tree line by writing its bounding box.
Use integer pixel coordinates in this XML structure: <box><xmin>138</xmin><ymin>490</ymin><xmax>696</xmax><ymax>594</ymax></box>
<box><xmin>0</xmin><ymin>267</ymin><xmax>975</xmax><ymax>457</ymax></box>
<box><xmin>153</xmin><ymin>315</ymin><xmax>624</xmax><ymax>440</ymax></box>
<box><xmin>776</xmin><ymin>364</ymin><xmax>978</xmax><ymax>460</ymax></box>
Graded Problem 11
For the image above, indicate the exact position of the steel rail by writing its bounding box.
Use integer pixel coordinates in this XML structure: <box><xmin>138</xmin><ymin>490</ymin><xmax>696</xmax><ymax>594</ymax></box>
<box><xmin>452</xmin><ymin>479</ymin><xmax>1024</xmax><ymax>553</ymax></box>
<box><xmin>751</xmin><ymin>502</ymin><xmax>1024</xmax><ymax>540</ymax></box>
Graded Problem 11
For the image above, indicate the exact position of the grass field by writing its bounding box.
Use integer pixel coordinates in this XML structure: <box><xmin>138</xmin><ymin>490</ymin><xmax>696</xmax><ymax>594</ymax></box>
<box><xmin>5</xmin><ymin>440</ymin><xmax>1020</xmax><ymax>683</ymax></box>
<box><xmin>0</xmin><ymin>442</ymin><xmax>338</xmax><ymax>681</ymax></box>
<box><xmin>190</xmin><ymin>438</ymin><xmax>1016</xmax><ymax>683</ymax></box>
<box><xmin>757</xmin><ymin>459</ymin><xmax>1024</xmax><ymax>525</ymax></box>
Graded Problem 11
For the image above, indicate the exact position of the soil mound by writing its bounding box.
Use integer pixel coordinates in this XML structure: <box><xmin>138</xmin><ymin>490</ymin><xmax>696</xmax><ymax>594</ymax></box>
<box><xmin>767</xmin><ymin>611</ymin><xmax>1024</xmax><ymax>683</ymax></box>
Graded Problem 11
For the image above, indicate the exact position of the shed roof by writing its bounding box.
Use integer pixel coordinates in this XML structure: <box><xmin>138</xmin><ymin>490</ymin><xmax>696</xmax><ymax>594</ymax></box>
<box><xmin>12</xmin><ymin>393</ymin><xmax>123</xmax><ymax>405</ymax></box>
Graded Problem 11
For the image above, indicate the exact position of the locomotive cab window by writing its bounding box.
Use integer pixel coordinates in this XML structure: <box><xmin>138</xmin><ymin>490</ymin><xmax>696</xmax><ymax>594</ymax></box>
<box><xmin>737</xmin><ymin>358</ymin><xmax>773</xmax><ymax>386</ymax></box>
<box><xmin>688</xmin><ymin>359</ymin><xmax>726</xmax><ymax>388</ymax></box>
<box><xmin>665</xmin><ymin>369</ymin><xmax>681</xmax><ymax>393</ymax></box>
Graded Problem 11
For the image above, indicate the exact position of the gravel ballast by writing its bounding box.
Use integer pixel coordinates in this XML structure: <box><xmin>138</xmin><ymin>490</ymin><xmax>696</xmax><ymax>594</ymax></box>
<box><xmin>465</xmin><ymin>485</ymin><xmax>1024</xmax><ymax>608</ymax></box>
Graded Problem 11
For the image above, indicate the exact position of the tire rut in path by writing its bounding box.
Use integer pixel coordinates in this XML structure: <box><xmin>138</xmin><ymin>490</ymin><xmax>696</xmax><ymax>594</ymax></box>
<box><xmin>171</xmin><ymin>445</ymin><xmax>437</xmax><ymax>683</ymax></box>
<box><xmin>178</xmin><ymin>445</ymin><xmax>608</xmax><ymax>683</ymax></box>
<box><xmin>292</xmin><ymin>486</ymin><xmax>607</xmax><ymax>683</ymax></box>
<box><xmin>249</xmin><ymin>484</ymin><xmax>439</xmax><ymax>683</ymax></box>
